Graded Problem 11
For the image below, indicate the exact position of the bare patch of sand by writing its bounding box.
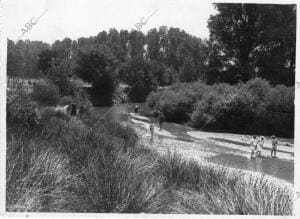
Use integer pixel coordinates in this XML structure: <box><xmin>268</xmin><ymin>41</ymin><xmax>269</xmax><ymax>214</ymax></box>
<box><xmin>128</xmin><ymin>120</ymin><xmax>293</xmax><ymax>191</ymax></box>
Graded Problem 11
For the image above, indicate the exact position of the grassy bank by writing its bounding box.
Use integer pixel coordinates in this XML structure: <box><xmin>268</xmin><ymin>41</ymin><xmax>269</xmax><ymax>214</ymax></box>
<box><xmin>6</xmin><ymin>91</ymin><xmax>293</xmax><ymax>214</ymax></box>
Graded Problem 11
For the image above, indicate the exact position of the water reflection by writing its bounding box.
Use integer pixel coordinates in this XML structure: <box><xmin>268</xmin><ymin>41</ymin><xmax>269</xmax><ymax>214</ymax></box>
<box><xmin>208</xmin><ymin>154</ymin><xmax>293</xmax><ymax>183</ymax></box>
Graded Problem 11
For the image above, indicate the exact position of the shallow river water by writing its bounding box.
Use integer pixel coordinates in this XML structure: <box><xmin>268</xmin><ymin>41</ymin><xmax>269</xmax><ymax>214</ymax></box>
<box><xmin>92</xmin><ymin>104</ymin><xmax>294</xmax><ymax>184</ymax></box>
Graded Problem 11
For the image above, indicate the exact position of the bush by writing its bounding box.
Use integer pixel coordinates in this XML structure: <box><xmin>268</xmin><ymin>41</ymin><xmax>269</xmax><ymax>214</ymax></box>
<box><xmin>147</xmin><ymin>78</ymin><xmax>294</xmax><ymax>137</ymax></box>
<box><xmin>146</xmin><ymin>91</ymin><xmax>160</xmax><ymax>109</ymax></box>
<box><xmin>158</xmin><ymin>90</ymin><xmax>191</xmax><ymax>122</ymax></box>
<box><xmin>7</xmin><ymin>89</ymin><xmax>39</xmax><ymax>131</ymax></box>
<box><xmin>31</xmin><ymin>81</ymin><xmax>60</xmax><ymax>106</ymax></box>
<box><xmin>253</xmin><ymin>85</ymin><xmax>294</xmax><ymax>137</ymax></box>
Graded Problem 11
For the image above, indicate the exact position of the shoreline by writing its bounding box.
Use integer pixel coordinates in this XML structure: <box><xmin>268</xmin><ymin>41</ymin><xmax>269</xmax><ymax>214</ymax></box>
<box><xmin>127</xmin><ymin>115</ymin><xmax>293</xmax><ymax>191</ymax></box>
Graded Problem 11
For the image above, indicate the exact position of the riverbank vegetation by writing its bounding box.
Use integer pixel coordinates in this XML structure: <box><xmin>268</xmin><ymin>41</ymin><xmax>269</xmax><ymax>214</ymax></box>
<box><xmin>6</xmin><ymin>86</ymin><xmax>293</xmax><ymax>214</ymax></box>
<box><xmin>6</xmin><ymin>3</ymin><xmax>295</xmax><ymax>214</ymax></box>
<box><xmin>147</xmin><ymin>78</ymin><xmax>294</xmax><ymax>137</ymax></box>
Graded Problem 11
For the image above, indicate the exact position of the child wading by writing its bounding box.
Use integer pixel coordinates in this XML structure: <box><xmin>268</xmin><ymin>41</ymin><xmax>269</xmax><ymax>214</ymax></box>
<box><xmin>158</xmin><ymin>111</ymin><xmax>165</xmax><ymax>131</ymax></box>
<box><xmin>271</xmin><ymin>135</ymin><xmax>278</xmax><ymax>158</ymax></box>
<box><xmin>256</xmin><ymin>136</ymin><xmax>265</xmax><ymax>157</ymax></box>
<box><xmin>250</xmin><ymin>136</ymin><xmax>257</xmax><ymax>159</ymax></box>
<box><xmin>134</xmin><ymin>104</ymin><xmax>139</xmax><ymax>114</ymax></box>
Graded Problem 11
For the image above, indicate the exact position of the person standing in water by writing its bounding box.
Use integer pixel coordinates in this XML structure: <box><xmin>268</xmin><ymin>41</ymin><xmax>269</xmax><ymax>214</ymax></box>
<box><xmin>271</xmin><ymin>135</ymin><xmax>278</xmax><ymax>158</ymax></box>
<box><xmin>158</xmin><ymin>111</ymin><xmax>165</xmax><ymax>131</ymax></box>
<box><xmin>256</xmin><ymin>136</ymin><xmax>265</xmax><ymax>157</ymax></box>
<box><xmin>134</xmin><ymin>104</ymin><xmax>139</xmax><ymax>114</ymax></box>
<box><xmin>250</xmin><ymin>136</ymin><xmax>257</xmax><ymax>159</ymax></box>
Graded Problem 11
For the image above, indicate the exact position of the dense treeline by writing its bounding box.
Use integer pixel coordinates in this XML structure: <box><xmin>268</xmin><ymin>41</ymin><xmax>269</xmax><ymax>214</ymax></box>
<box><xmin>147</xmin><ymin>78</ymin><xmax>294</xmax><ymax>137</ymax></box>
<box><xmin>7</xmin><ymin>4</ymin><xmax>296</xmax><ymax>105</ymax></box>
<box><xmin>7</xmin><ymin>40</ymin><xmax>50</xmax><ymax>78</ymax></box>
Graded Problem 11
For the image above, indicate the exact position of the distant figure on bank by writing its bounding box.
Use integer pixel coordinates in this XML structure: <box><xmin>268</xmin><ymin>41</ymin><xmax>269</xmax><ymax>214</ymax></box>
<box><xmin>256</xmin><ymin>136</ymin><xmax>265</xmax><ymax>157</ymax></box>
<box><xmin>158</xmin><ymin>111</ymin><xmax>165</xmax><ymax>131</ymax></box>
<box><xmin>250</xmin><ymin>136</ymin><xmax>257</xmax><ymax>159</ymax></box>
<box><xmin>150</xmin><ymin>122</ymin><xmax>154</xmax><ymax>143</ymax></box>
<box><xmin>134</xmin><ymin>104</ymin><xmax>139</xmax><ymax>114</ymax></box>
<box><xmin>271</xmin><ymin>135</ymin><xmax>278</xmax><ymax>158</ymax></box>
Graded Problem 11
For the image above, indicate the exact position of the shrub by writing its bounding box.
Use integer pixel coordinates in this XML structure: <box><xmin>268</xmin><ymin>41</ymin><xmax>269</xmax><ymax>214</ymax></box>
<box><xmin>146</xmin><ymin>81</ymin><xmax>212</xmax><ymax>123</ymax></box>
<box><xmin>158</xmin><ymin>90</ymin><xmax>189</xmax><ymax>122</ymax></box>
<box><xmin>31</xmin><ymin>81</ymin><xmax>60</xmax><ymax>106</ymax></box>
<box><xmin>149</xmin><ymin>78</ymin><xmax>294</xmax><ymax>137</ymax></box>
<box><xmin>191</xmin><ymin>90</ymin><xmax>229</xmax><ymax>128</ymax></box>
<box><xmin>7</xmin><ymin>89</ymin><xmax>39</xmax><ymax>131</ymax></box>
<box><xmin>46</xmin><ymin>59</ymin><xmax>74</xmax><ymax>96</ymax></box>
<box><xmin>253</xmin><ymin>85</ymin><xmax>295</xmax><ymax>137</ymax></box>
<box><xmin>146</xmin><ymin>91</ymin><xmax>160</xmax><ymax>109</ymax></box>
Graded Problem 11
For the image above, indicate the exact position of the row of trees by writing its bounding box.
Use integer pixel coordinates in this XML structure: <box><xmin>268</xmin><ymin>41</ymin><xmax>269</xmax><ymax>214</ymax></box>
<box><xmin>7</xmin><ymin>4</ymin><xmax>296</xmax><ymax>105</ymax></box>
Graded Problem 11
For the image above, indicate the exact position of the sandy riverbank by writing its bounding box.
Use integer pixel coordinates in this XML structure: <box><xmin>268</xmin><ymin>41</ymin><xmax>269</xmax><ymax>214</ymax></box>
<box><xmin>127</xmin><ymin>115</ymin><xmax>293</xmax><ymax>191</ymax></box>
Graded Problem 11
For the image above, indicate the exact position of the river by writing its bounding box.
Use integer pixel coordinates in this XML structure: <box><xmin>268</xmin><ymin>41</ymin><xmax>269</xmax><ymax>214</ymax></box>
<box><xmin>92</xmin><ymin>104</ymin><xmax>294</xmax><ymax>184</ymax></box>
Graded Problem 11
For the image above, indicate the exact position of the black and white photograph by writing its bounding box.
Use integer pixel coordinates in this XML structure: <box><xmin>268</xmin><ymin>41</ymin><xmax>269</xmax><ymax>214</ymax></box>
<box><xmin>0</xmin><ymin>0</ymin><xmax>299</xmax><ymax>216</ymax></box>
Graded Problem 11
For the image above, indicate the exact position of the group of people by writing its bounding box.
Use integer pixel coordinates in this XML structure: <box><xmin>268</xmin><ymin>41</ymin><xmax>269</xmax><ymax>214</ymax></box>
<box><xmin>133</xmin><ymin>104</ymin><xmax>165</xmax><ymax>131</ymax></box>
<box><xmin>133</xmin><ymin>103</ymin><xmax>281</xmax><ymax>155</ymax></box>
<box><xmin>54</xmin><ymin>103</ymin><xmax>87</xmax><ymax>118</ymax></box>
<box><xmin>250</xmin><ymin>135</ymin><xmax>278</xmax><ymax>158</ymax></box>
<box><xmin>149</xmin><ymin>111</ymin><xmax>166</xmax><ymax>143</ymax></box>
<box><xmin>131</xmin><ymin>104</ymin><xmax>165</xmax><ymax>144</ymax></box>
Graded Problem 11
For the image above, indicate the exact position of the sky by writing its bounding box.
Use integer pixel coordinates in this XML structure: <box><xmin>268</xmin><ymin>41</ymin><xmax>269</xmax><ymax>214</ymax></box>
<box><xmin>3</xmin><ymin>0</ymin><xmax>218</xmax><ymax>44</ymax></box>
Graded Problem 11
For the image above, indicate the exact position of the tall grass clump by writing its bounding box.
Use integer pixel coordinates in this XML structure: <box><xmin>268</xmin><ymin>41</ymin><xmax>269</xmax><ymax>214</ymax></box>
<box><xmin>7</xmin><ymin>89</ymin><xmax>167</xmax><ymax>213</ymax></box>
<box><xmin>156</xmin><ymin>151</ymin><xmax>293</xmax><ymax>215</ymax></box>
<box><xmin>81</xmin><ymin>150</ymin><xmax>169</xmax><ymax>213</ymax></box>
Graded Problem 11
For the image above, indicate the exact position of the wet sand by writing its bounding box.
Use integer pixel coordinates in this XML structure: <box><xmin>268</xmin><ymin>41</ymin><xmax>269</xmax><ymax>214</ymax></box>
<box><xmin>207</xmin><ymin>154</ymin><xmax>294</xmax><ymax>184</ymax></box>
<box><xmin>92</xmin><ymin>105</ymin><xmax>294</xmax><ymax>185</ymax></box>
<box><xmin>129</xmin><ymin>113</ymin><xmax>294</xmax><ymax>185</ymax></box>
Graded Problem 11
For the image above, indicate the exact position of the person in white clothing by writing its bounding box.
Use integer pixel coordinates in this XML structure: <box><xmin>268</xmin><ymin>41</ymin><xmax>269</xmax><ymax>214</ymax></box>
<box><xmin>250</xmin><ymin>136</ymin><xmax>257</xmax><ymax>159</ymax></box>
<box><xmin>256</xmin><ymin>136</ymin><xmax>265</xmax><ymax>157</ymax></box>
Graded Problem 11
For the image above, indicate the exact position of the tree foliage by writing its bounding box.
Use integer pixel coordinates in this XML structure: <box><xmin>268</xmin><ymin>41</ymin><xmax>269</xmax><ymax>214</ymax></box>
<box><xmin>75</xmin><ymin>45</ymin><xmax>117</xmax><ymax>106</ymax></box>
<box><xmin>207</xmin><ymin>4</ymin><xmax>296</xmax><ymax>85</ymax></box>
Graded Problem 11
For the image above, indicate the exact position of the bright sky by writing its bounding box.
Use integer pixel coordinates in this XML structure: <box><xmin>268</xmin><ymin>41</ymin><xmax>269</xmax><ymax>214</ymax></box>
<box><xmin>3</xmin><ymin>0</ymin><xmax>218</xmax><ymax>44</ymax></box>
